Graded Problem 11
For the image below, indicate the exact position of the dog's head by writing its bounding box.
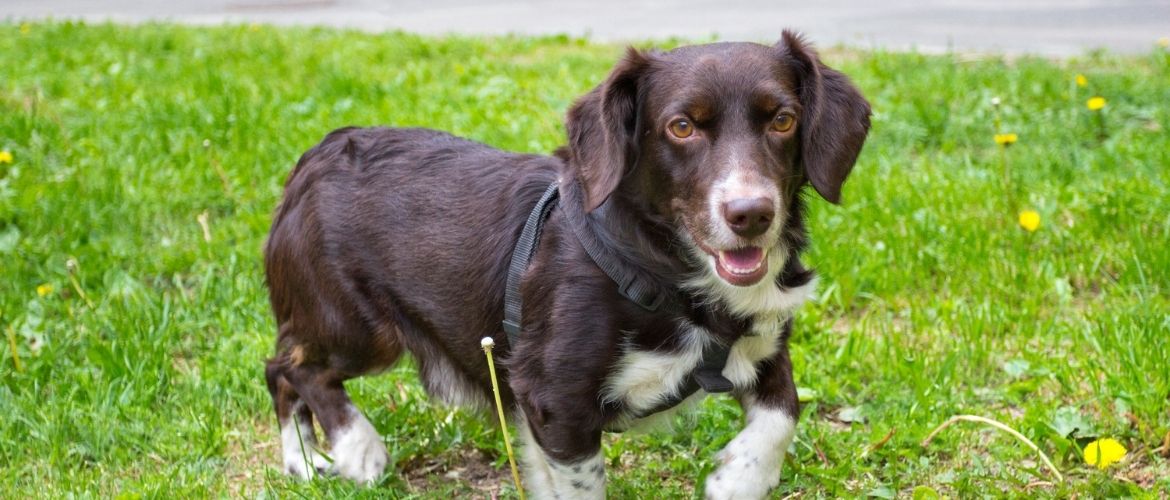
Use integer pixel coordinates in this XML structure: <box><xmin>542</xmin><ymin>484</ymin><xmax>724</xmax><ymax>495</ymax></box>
<box><xmin>564</xmin><ymin>31</ymin><xmax>870</xmax><ymax>288</ymax></box>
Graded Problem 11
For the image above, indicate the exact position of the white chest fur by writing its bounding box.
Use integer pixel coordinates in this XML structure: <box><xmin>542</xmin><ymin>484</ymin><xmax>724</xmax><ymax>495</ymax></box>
<box><xmin>601</xmin><ymin>325</ymin><xmax>707</xmax><ymax>417</ymax></box>
<box><xmin>601</xmin><ymin>277</ymin><xmax>816</xmax><ymax>426</ymax></box>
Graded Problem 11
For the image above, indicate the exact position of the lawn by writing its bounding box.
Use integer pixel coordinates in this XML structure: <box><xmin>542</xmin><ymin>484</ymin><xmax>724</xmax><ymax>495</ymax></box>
<box><xmin>1</xmin><ymin>21</ymin><xmax>1168</xmax><ymax>498</ymax></box>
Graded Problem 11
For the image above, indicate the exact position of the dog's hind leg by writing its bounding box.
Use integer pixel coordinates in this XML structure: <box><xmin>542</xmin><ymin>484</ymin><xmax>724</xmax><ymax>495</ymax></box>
<box><xmin>267</xmin><ymin>313</ymin><xmax>403</xmax><ymax>483</ymax></box>
<box><xmin>281</xmin><ymin>360</ymin><xmax>391</xmax><ymax>484</ymax></box>
<box><xmin>265</xmin><ymin>351</ymin><xmax>329</xmax><ymax>479</ymax></box>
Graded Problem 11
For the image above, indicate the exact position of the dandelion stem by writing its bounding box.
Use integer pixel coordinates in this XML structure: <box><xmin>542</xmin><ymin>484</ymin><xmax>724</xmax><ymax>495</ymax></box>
<box><xmin>922</xmin><ymin>414</ymin><xmax>1063</xmax><ymax>482</ymax></box>
<box><xmin>482</xmin><ymin>338</ymin><xmax>526</xmax><ymax>500</ymax></box>
<box><xmin>6</xmin><ymin>325</ymin><xmax>22</xmax><ymax>372</ymax></box>
<box><xmin>66</xmin><ymin>260</ymin><xmax>95</xmax><ymax>310</ymax></box>
<box><xmin>68</xmin><ymin>274</ymin><xmax>95</xmax><ymax>309</ymax></box>
<box><xmin>1000</xmin><ymin>145</ymin><xmax>1012</xmax><ymax>209</ymax></box>
<box><xmin>1095</xmin><ymin>111</ymin><xmax>1107</xmax><ymax>142</ymax></box>
<box><xmin>862</xmin><ymin>427</ymin><xmax>896</xmax><ymax>457</ymax></box>
<box><xmin>992</xmin><ymin>100</ymin><xmax>1014</xmax><ymax>210</ymax></box>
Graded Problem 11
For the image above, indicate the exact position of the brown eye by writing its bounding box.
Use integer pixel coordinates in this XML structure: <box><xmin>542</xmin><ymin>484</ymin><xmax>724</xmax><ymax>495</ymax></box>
<box><xmin>771</xmin><ymin>113</ymin><xmax>796</xmax><ymax>133</ymax></box>
<box><xmin>668</xmin><ymin>119</ymin><xmax>694</xmax><ymax>139</ymax></box>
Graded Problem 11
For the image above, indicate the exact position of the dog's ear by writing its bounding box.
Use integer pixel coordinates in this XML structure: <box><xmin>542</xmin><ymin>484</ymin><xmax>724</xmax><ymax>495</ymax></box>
<box><xmin>565</xmin><ymin>48</ymin><xmax>651</xmax><ymax>211</ymax></box>
<box><xmin>779</xmin><ymin>30</ymin><xmax>871</xmax><ymax>204</ymax></box>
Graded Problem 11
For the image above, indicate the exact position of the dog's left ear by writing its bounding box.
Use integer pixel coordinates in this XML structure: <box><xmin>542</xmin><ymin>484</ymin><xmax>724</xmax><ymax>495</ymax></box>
<box><xmin>565</xmin><ymin>48</ymin><xmax>651</xmax><ymax>211</ymax></box>
<box><xmin>779</xmin><ymin>30</ymin><xmax>871</xmax><ymax>204</ymax></box>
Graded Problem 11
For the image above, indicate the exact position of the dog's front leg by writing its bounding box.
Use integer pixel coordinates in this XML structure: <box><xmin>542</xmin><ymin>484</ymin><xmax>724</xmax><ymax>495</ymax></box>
<box><xmin>516</xmin><ymin>411</ymin><xmax>605</xmax><ymax>500</ymax></box>
<box><xmin>705</xmin><ymin>346</ymin><xmax>800</xmax><ymax>500</ymax></box>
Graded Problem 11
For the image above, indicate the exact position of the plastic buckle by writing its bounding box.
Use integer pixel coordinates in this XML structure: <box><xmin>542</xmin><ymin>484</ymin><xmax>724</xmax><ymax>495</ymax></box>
<box><xmin>693</xmin><ymin>369</ymin><xmax>734</xmax><ymax>393</ymax></box>
<box><xmin>619</xmin><ymin>277</ymin><xmax>664</xmax><ymax>312</ymax></box>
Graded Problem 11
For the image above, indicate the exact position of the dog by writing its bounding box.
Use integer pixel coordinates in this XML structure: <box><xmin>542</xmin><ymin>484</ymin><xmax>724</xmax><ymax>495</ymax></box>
<box><xmin>263</xmin><ymin>30</ymin><xmax>869</xmax><ymax>499</ymax></box>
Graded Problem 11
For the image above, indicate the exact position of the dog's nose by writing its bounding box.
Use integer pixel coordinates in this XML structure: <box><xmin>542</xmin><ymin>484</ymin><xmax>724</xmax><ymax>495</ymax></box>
<box><xmin>722</xmin><ymin>197</ymin><xmax>774</xmax><ymax>238</ymax></box>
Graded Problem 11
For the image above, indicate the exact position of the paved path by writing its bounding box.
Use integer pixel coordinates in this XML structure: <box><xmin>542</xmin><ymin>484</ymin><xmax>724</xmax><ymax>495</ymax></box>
<box><xmin>5</xmin><ymin>0</ymin><xmax>1169</xmax><ymax>55</ymax></box>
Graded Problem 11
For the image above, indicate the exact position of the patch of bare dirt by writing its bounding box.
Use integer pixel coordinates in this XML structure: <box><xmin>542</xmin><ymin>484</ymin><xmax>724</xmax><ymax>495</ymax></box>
<box><xmin>401</xmin><ymin>446</ymin><xmax>510</xmax><ymax>494</ymax></box>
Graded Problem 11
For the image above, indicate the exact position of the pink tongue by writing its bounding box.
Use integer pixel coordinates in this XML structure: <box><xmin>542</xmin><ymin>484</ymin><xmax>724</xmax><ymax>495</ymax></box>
<box><xmin>723</xmin><ymin>247</ymin><xmax>764</xmax><ymax>268</ymax></box>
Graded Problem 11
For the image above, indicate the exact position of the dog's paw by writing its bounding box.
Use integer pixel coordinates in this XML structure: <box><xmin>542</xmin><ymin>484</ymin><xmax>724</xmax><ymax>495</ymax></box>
<box><xmin>330</xmin><ymin>417</ymin><xmax>389</xmax><ymax>484</ymax></box>
<box><xmin>283</xmin><ymin>447</ymin><xmax>330</xmax><ymax>479</ymax></box>
<box><xmin>703</xmin><ymin>450</ymin><xmax>781</xmax><ymax>500</ymax></box>
<box><xmin>280</xmin><ymin>417</ymin><xmax>330</xmax><ymax>480</ymax></box>
<box><xmin>705</xmin><ymin>405</ymin><xmax>796</xmax><ymax>500</ymax></box>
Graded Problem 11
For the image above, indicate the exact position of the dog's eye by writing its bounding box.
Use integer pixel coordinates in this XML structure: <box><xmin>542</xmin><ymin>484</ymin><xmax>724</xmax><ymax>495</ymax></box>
<box><xmin>771</xmin><ymin>113</ymin><xmax>796</xmax><ymax>133</ymax></box>
<box><xmin>668</xmin><ymin>119</ymin><xmax>694</xmax><ymax>139</ymax></box>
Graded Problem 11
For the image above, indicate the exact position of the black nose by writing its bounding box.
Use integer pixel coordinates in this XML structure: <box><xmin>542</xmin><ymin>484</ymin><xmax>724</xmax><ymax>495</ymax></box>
<box><xmin>722</xmin><ymin>197</ymin><xmax>774</xmax><ymax>238</ymax></box>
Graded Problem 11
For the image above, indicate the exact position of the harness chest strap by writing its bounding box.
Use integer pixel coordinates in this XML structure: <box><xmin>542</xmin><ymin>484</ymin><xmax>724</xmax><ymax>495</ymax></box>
<box><xmin>502</xmin><ymin>181</ymin><xmax>735</xmax><ymax>415</ymax></box>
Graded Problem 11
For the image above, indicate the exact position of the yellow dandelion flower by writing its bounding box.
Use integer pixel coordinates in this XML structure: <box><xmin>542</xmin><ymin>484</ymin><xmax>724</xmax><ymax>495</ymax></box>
<box><xmin>1087</xmin><ymin>96</ymin><xmax>1106</xmax><ymax>111</ymax></box>
<box><xmin>36</xmin><ymin>283</ymin><xmax>54</xmax><ymax>297</ymax></box>
<box><xmin>994</xmin><ymin>133</ymin><xmax>1018</xmax><ymax>146</ymax></box>
<box><xmin>1083</xmin><ymin>438</ymin><xmax>1126</xmax><ymax>469</ymax></box>
<box><xmin>1159</xmin><ymin>37</ymin><xmax>1170</xmax><ymax>48</ymax></box>
<box><xmin>249</xmin><ymin>22</ymin><xmax>261</xmax><ymax>32</ymax></box>
<box><xmin>19</xmin><ymin>23</ymin><xmax>31</xmax><ymax>35</ymax></box>
<box><xmin>1075</xmin><ymin>74</ymin><xmax>1087</xmax><ymax>87</ymax></box>
<box><xmin>0</xmin><ymin>150</ymin><xmax>12</xmax><ymax>164</ymax></box>
<box><xmin>1018</xmin><ymin>210</ymin><xmax>1040</xmax><ymax>232</ymax></box>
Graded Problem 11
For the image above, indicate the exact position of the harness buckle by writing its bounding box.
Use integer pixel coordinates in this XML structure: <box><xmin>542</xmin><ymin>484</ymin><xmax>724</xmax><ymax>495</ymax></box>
<box><xmin>619</xmin><ymin>277</ymin><xmax>665</xmax><ymax>312</ymax></box>
<box><xmin>693</xmin><ymin>369</ymin><xmax>735</xmax><ymax>393</ymax></box>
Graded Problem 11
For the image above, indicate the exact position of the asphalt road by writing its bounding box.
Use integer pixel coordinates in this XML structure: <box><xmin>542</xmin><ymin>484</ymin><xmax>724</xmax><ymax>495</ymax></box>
<box><xmin>5</xmin><ymin>0</ymin><xmax>1169</xmax><ymax>55</ymax></box>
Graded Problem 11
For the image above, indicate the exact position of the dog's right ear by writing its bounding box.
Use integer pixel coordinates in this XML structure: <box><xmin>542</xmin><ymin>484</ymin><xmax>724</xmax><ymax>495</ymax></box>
<box><xmin>565</xmin><ymin>48</ymin><xmax>651</xmax><ymax>212</ymax></box>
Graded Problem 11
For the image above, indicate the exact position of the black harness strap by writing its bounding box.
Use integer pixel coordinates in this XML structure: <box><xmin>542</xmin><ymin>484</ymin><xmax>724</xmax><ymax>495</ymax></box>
<box><xmin>503</xmin><ymin>181</ymin><xmax>561</xmax><ymax>343</ymax></box>
<box><xmin>502</xmin><ymin>181</ymin><xmax>735</xmax><ymax>419</ymax></box>
<box><xmin>565</xmin><ymin>200</ymin><xmax>667</xmax><ymax>312</ymax></box>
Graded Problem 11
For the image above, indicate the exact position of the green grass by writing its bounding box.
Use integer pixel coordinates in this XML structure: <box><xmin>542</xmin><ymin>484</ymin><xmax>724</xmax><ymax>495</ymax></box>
<box><xmin>2</xmin><ymin>21</ymin><xmax>1168</xmax><ymax>498</ymax></box>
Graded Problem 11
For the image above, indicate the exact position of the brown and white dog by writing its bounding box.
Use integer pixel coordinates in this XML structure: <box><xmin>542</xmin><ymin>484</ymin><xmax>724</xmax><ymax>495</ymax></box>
<box><xmin>264</xmin><ymin>31</ymin><xmax>869</xmax><ymax>499</ymax></box>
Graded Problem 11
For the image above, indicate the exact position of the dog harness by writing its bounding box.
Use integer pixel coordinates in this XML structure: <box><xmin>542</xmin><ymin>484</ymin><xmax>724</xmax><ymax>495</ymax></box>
<box><xmin>503</xmin><ymin>181</ymin><xmax>735</xmax><ymax>419</ymax></box>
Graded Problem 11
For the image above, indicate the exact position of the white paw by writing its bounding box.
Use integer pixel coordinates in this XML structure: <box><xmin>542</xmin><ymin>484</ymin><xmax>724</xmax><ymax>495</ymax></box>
<box><xmin>705</xmin><ymin>405</ymin><xmax>796</xmax><ymax>500</ymax></box>
<box><xmin>283</xmin><ymin>447</ymin><xmax>330</xmax><ymax>479</ymax></box>
<box><xmin>280</xmin><ymin>416</ymin><xmax>329</xmax><ymax>479</ymax></box>
<box><xmin>704</xmin><ymin>449</ymin><xmax>780</xmax><ymax>500</ymax></box>
<box><xmin>330</xmin><ymin>415</ymin><xmax>389</xmax><ymax>484</ymax></box>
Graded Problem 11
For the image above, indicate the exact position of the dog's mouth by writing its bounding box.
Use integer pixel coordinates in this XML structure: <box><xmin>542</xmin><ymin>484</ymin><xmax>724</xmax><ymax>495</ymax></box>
<box><xmin>713</xmin><ymin>247</ymin><xmax>768</xmax><ymax>286</ymax></box>
<box><xmin>680</xmin><ymin>220</ymin><xmax>772</xmax><ymax>287</ymax></box>
<box><xmin>691</xmin><ymin>241</ymin><xmax>771</xmax><ymax>287</ymax></box>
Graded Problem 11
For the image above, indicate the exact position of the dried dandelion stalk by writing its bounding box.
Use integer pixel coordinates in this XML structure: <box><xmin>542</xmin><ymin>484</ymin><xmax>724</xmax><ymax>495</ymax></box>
<box><xmin>922</xmin><ymin>414</ymin><xmax>1063</xmax><ymax>482</ymax></box>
